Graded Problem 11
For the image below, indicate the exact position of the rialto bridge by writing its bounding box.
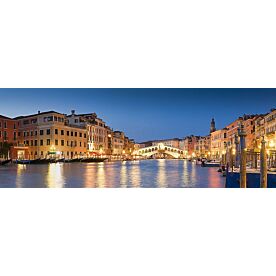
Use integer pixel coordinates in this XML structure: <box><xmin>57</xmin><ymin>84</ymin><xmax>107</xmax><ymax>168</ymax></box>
<box><xmin>133</xmin><ymin>143</ymin><xmax>184</xmax><ymax>159</ymax></box>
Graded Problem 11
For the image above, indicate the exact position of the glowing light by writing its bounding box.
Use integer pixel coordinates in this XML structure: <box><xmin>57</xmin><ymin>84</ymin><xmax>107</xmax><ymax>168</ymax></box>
<box><xmin>232</xmin><ymin>149</ymin><xmax>236</xmax><ymax>155</ymax></box>
<box><xmin>158</xmin><ymin>143</ymin><xmax>165</xmax><ymax>150</ymax></box>
<box><xmin>269</xmin><ymin>140</ymin><xmax>275</xmax><ymax>148</ymax></box>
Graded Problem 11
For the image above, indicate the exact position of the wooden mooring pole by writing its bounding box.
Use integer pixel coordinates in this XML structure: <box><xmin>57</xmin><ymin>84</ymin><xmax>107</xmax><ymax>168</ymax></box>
<box><xmin>234</xmin><ymin>134</ymin><xmax>240</xmax><ymax>168</ymax></box>
<box><xmin>260</xmin><ymin>137</ymin><xmax>267</xmax><ymax>188</ymax></box>
<box><xmin>238</xmin><ymin>124</ymin><xmax>247</xmax><ymax>188</ymax></box>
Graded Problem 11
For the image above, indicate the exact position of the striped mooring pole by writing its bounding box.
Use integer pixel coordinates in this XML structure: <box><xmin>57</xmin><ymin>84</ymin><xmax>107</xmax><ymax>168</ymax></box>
<box><xmin>260</xmin><ymin>137</ymin><xmax>268</xmax><ymax>188</ymax></box>
<box><xmin>238</xmin><ymin>123</ymin><xmax>247</xmax><ymax>188</ymax></box>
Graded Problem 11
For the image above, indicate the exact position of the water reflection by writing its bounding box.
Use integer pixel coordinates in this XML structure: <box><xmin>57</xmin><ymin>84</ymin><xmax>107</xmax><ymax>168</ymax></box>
<box><xmin>130</xmin><ymin>161</ymin><xmax>141</xmax><ymax>188</ymax></box>
<box><xmin>47</xmin><ymin>164</ymin><xmax>64</xmax><ymax>188</ymax></box>
<box><xmin>97</xmin><ymin>163</ymin><xmax>106</xmax><ymax>188</ymax></box>
<box><xmin>16</xmin><ymin>165</ymin><xmax>26</xmax><ymax>188</ymax></box>
<box><xmin>157</xmin><ymin>159</ymin><xmax>167</xmax><ymax>188</ymax></box>
<box><xmin>120</xmin><ymin>162</ymin><xmax>128</xmax><ymax>187</ymax></box>
<box><xmin>84</xmin><ymin>164</ymin><xmax>97</xmax><ymax>188</ymax></box>
<box><xmin>1</xmin><ymin>160</ymin><xmax>226</xmax><ymax>188</ymax></box>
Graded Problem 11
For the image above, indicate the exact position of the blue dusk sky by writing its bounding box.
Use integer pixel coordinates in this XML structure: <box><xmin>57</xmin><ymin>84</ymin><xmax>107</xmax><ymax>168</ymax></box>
<box><xmin>0</xmin><ymin>88</ymin><xmax>275</xmax><ymax>142</ymax></box>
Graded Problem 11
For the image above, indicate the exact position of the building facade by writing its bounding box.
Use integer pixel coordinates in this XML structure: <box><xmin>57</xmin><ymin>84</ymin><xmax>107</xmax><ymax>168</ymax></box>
<box><xmin>264</xmin><ymin>109</ymin><xmax>276</xmax><ymax>151</ymax></box>
<box><xmin>15</xmin><ymin>111</ymin><xmax>87</xmax><ymax>159</ymax></box>
<box><xmin>0</xmin><ymin>115</ymin><xmax>20</xmax><ymax>159</ymax></box>
<box><xmin>67</xmin><ymin>111</ymin><xmax>109</xmax><ymax>155</ymax></box>
<box><xmin>210</xmin><ymin>129</ymin><xmax>227</xmax><ymax>159</ymax></box>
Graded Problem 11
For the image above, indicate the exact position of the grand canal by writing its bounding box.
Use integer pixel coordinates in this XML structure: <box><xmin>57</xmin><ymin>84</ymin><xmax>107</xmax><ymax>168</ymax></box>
<box><xmin>0</xmin><ymin>160</ymin><xmax>225</xmax><ymax>188</ymax></box>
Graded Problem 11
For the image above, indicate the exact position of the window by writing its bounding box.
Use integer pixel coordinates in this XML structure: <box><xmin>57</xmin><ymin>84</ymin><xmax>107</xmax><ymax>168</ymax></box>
<box><xmin>31</xmin><ymin>119</ymin><xmax>37</xmax><ymax>124</ymax></box>
<box><xmin>71</xmin><ymin>131</ymin><xmax>73</xmax><ymax>136</ymax></box>
<box><xmin>26</xmin><ymin>140</ymin><xmax>29</xmax><ymax>146</ymax></box>
<box><xmin>41</xmin><ymin>151</ymin><xmax>43</xmax><ymax>156</ymax></box>
<box><xmin>31</xmin><ymin>140</ymin><xmax>33</xmax><ymax>146</ymax></box>
<box><xmin>4</xmin><ymin>131</ymin><xmax>7</xmax><ymax>139</ymax></box>
<box><xmin>84</xmin><ymin>134</ymin><xmax>86</xmax><ymax>138</ymax></box>
<box><xmin>75</xmin><ymin>119</ymin><xmax>78</xmax><ymax>123</ymax></box>
<box><xmin>13</xmin><ymin>132</ymin><xmax>16</xmax><ymax>141</ymax></box>
<box><xmin>40</xmin><ymin>130</ymin><xmax>44</xmax><ymax>136</ymax></box>
<box><xmin>61</xmin><ymin>140</ymin><xmax>64</xmax><ymax>146</ymax></box>
<box><xmin>14</xmin><ymin>124</ymin><xmax>16</xmax><ymax>129</ymax></box>
<box><xmin>61</xmin><ymin>130</ymin><xmax>64</xmax><ymax>135</ymax></box>
<box><xmin>80</xmin><ymin>142</ymin><xmax>82</xmax><ymax>147</ymax></box>
<box><xmin>55</xmin><ymin>140</ymin><xmax>58</xmax><ymax>146</ymax></box>
<box><xmin>75</xmin><ymin>132</ymin><xmax>77</xmax><ymax>137</ymax></box>
<box><xmin>23</xmin><ymin>120</ymin><xmax>29</xmax><ymax>125</ymax></box>
<box><xmin>54</xmin><ymin>116</ymin><xmax>57</xmax><ymax>122</ymax></box>
<box><xmin>55</xmin><ymin>129</ymin><xmax>58</xmax><ymax>135</ymax></box>
<box><xmin>34</xmin><ymin>140</ymin><xmax>38</xmax><ymax>146</ymax></box>
<box><xmin>67</xmin><ymin>141</ymin><xmax>69</xmax><ymax>146</ymax></box>
<box><xmin>47</xmin><ymin>139</ymin><xmax>50</xmax><ymax>145</ymax></box>
<box><xmin>44</xmin><ymin>116</ymin><xmax>53</xmax><ymax>122</ymax></box>
<box><xmin>47</xmin><ymin>129</ymin><xmax>51</xmax><ymax>135</ymax></box>
<box><xmin>79</xmin><ymin>132</ymin><xmax>82</xmax><ymax>138</ymax></box>
<box><xmin>67</xmin><ymin>131</ymin><xmax>69</xmax><ymax>136</ymax></box>
<box><xmin>35</xmin><ymin>131</ymin><xmax>38</xmax><ymax>136</ymax></box>
<box><xmin>30</xmin><ymin>131</ymin><xmax>33</xmax><ymax>136</ymax></box>
<box><xmin>40</xmin><ymin>140</ymin><xmax>43</xmax><ymax>146</ymax></box>
<box><xmin>4</xmin><ymin>121</ymin><xmax>7</xmax><ymax>128</ymax></box>
<box><xmin>84</xmin><ymin>142</ymin><xmax>86</xmax><ymax>147</ymax></box>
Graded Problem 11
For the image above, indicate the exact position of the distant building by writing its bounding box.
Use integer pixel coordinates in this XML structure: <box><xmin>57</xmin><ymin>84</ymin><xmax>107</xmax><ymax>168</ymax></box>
<box><xmin>210</xmin><ymin>118</ymin><xmax>216</xmax><ymax>133</ymax></box>
<box><xmin>0</xmin><ymin>115</ymin><xmax>20</xmax><ymax>159</ymax></box>
<box><xmin>210</xmin><ymin>128</ymin><xmax>227</xmax><ymax>159</ymax></box>
<box><xmin>67</xmin><ymin>110</ymin><xmax>109</xmax><ymax>155</ymax></box>
<box><xmin>264</xmin><ymin>109</ymin><xmax>276</xmax><ymax>151</ymax></box>
<box><xmin>183</xmin><ymin>135</ymin><xmax>200</xmax><ymax>156</ymax></box>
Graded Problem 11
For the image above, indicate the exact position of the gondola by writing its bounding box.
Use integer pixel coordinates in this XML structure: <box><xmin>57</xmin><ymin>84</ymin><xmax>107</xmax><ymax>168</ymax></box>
<box><xmin>64</xmin><ymin>158</ymin><xmax>83</xmax><ymax>163</ymax></box>
<box><xmin>16</xmin><ymin>158</ymin><xmax>52</xmax><ymax>165</ymax></box>
<box><xmin>81</xmin><ymin>157</ymin><xmax>108</xmax><ymax>163</ymax></box>
<box><xmin>0</xmin><ymin>159</ymin><xmax>11</xmax><ymax>166</ymax></box>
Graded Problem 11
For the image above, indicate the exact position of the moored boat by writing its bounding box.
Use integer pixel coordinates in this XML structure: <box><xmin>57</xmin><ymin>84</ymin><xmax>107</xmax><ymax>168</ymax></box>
<box><xmin>81</xmin><ymin>157</ymin><xmax>107</xmax><ymax>163</ymax></box>
<box><xmin>0</xmin><ymin>159</ymin><xmax>12</xmax><ymax>166</ymax></box>
<box><xmin>201</xmin><ymin>161</ymin><xmax>220</xmax><ymax>167</ymax></box>
<box><xmin>16</xmin><ymin>158</ymin><xmax>52</xmax><ymax>165</ymax></box>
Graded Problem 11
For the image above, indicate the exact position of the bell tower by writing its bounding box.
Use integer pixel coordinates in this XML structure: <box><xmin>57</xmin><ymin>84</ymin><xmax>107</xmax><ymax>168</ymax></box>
<box><xmin>210</xmin><ymin>118</ymin><xmax>216</xmax><ymax>133</ymax></box>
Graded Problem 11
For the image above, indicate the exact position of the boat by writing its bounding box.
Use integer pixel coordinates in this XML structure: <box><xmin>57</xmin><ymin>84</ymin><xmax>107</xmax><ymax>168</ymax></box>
<box><xmin>0</xmin><ymin>159</ymin><xmax>11</xmax><ymax>166</ymax></box>
<box><xmin>64</xmin><ymin>158</ymin><xmax>83</xmax><ymax>163</ymax></box>
<box><xmin>201</xmin><ymin>161</ymin><xmax>220</xmax><ymax>167</ymax></box>
<box><xmin>56</xmin><ymin>158</ymin><xmax>65</xmax><ymax>163</ymax></box>
<box><xmin>16</xmin><ymin>158</ymin><xmax>52</xmax><ymax>165</ymax></box>
<box><xmin>81</xmin><ymin>157</ymin><xmax>108</xmax><ymax>163</ymax></box>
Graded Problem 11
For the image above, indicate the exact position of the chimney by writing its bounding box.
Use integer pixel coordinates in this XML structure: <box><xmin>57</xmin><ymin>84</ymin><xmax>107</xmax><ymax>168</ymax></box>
<box><xmin>38</xmin><ymin>110</ymin><xmax>40</xmax><ymax>114</ymax></box>
<box><xmin>71</xmin><ymin>110</ymin><xmax>75</xmax><ymax>115</ymax></box>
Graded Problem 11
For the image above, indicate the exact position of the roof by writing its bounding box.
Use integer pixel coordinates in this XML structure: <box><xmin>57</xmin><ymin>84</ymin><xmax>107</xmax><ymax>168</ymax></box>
<box><xmin>13</xmin><ymin>111</ymin><xmax>64</xmax><ymax>120</ymax></box>
<box><xmin>0</xmin><ymin>114</ymin><xmax>13</xmax><ymax>120</ymax></box>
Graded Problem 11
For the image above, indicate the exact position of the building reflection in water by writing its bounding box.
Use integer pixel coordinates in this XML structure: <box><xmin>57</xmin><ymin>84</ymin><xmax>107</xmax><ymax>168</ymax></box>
<box><xmin>16</xmin><ymin>164</ymin><xmax>27</xmax><ymax>188</ymax></box>
<box><xmin>97</xmin><ymin>163</ymin><xmax>106</xmax><ymax>188</ymax></box>
<box><xmin>157</xmin><ymin>159</ymin><xmax>167</xmax><ymax>188</ymax></box>
<box><xmin>47</xmin><ymin>164</ymin><xmax>65</xmax><ymax>188</ymax></box>
<box><xmin>208</xmin><ymin>168</ymin><xmax>224</xmax><ymax>188</ymax></box>
<box><xmin>120</xmin><ymin>162</ymin><xmax>128</xmax><ymax>188</ymax></box>
<box><xmin>130</xmin><ymin>161</ymin><xmax>141</xmax><ymax>188</ymax></box>
<box><xmin>84</xmin><ymin>164</ymin><xmax>97</xmax><ymax>188</ymax></box>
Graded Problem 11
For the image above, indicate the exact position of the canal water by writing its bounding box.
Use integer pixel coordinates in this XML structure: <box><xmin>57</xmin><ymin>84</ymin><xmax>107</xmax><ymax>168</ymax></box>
<box><xmin>0</xmin><ymin>160</ymin><xmax>225</xmax><ymax>188</ymax></box>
